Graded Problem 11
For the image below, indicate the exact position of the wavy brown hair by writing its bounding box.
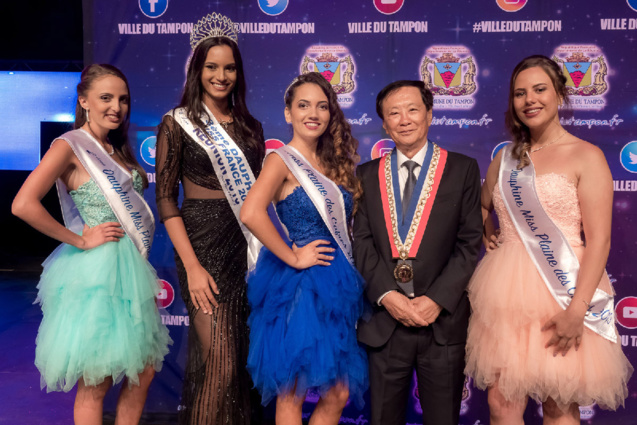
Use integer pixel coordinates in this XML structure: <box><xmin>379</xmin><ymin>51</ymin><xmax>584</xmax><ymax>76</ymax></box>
<box><xmin>284</xmin><ymin>72</ymin><xmax>362</xmax><ymax>214</ymax></box>
<box><xmin>505</xmin><ymin>55</ymin><xmax>569</xmax><ymax>168</ymax></box>
<box><xmin>74</xmin><ymin>64</ymin><xmax>148</xmax><ymax>187</ymax></box>
<box><xmin>178</xmin><ymin>37</ymin><xmax>264</xmax><ymax>159</ymax></box>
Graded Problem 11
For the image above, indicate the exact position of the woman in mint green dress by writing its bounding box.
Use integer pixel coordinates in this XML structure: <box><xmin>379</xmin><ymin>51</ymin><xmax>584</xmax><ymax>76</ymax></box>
<box><xmin>12</xmin><ymin>64</ymin><xmax>171</xmax><ymax>424</ymax></box>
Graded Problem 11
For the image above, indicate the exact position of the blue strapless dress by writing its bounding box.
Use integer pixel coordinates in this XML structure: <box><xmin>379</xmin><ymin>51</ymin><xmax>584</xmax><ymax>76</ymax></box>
<box><xmin>246</xmin><ymin>186</ymin><xmax>368</xmax><ymax>408</ymax></box>
<box><xmin>35</xmin><ymin>170</ymin><xmax>172</xmax><ymax>392</ymax></box>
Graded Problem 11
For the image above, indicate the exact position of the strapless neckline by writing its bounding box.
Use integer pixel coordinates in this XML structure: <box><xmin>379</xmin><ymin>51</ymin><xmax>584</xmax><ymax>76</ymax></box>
<box><xmin>493</xmin><ymin>171</ymin><xmax>582</xmax><ymax>246</ymax></box>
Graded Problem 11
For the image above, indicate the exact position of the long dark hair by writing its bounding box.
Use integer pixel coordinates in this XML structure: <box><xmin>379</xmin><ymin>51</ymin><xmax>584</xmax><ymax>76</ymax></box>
<box><xmin>179</xmin><ymin>37</ymin><xmax>264</xmax><ymax>158</ymax></box>
<box><xmin>284</xmin><ymin>72</ymin><xmax>362</xmax><ymax>213</ymax></box>
<box><xmin>74</xmin><ymin>64</ymin><xmax>148</xmax><ymax>187</ymax></box>
<box><xmin>505</xmin><ymin>55</ymin><xmax>569</xmax><ymax>168</ymax></box>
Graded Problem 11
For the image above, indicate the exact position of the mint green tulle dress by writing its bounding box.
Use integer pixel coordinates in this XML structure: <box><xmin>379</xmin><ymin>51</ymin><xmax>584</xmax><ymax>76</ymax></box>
<box><xmin>35</xmin><ymin>170</ymin><xmax>172</xmax><ymax>392</ymax></box>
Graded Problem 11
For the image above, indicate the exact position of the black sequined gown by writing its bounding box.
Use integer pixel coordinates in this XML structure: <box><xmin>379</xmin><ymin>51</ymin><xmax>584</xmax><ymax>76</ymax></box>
<box><xmin>156</xmin><ymin>114</ymin><xmax>264</xmax><ymax>425</ymax></box>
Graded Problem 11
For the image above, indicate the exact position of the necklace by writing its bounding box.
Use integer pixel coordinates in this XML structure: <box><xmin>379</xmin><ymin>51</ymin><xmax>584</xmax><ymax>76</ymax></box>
<box><xmin>218</xmin><ymin>116</ymin><xmax>233</xmax><ymax>130</ymax></box>
<box><xmin>86</xmin><ymin>124</ymin><xmax>115</xmax><ymax>155</ymax></box>
<box><xmin>530</xmin><ymin>131</ymin><xmax>567</xmax><ymax>153</ymax></box>
<box><xmin>104</xmin><ymin>143</ymin><xmax>115</xmax><ymax>156</ymax></box>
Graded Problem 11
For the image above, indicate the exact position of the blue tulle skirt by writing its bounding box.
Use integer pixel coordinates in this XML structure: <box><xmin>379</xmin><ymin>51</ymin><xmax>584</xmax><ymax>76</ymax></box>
<box><xmin>35</xmin><ymin>236</ymin><xmax>172</xmax><ymax>392</ymax></box>
<box><xmin>246</xmin><ymin>240</ymin><xmax>368</xmax><ymax>409</ymax></box>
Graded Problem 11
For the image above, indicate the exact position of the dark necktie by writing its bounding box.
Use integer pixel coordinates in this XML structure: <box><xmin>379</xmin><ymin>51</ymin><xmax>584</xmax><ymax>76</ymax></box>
<box><xmin>402</xmin><ymin>160</ymin><xmax>418</xmax><ymax>224</ymax></box>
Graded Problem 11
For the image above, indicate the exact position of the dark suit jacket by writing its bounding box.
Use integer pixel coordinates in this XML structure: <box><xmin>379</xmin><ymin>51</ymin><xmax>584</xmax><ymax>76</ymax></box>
<box><xmin>354</xmin><ymin>149</ymin><xmax>482</xmax><ymax>348</ymax></box>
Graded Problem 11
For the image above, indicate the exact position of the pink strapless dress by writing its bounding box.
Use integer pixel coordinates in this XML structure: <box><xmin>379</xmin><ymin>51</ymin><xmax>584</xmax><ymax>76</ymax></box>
<box><xmin>465</xmin><ymin>173</ymin><xmax>632</xmax><ymax>410</ymax></box>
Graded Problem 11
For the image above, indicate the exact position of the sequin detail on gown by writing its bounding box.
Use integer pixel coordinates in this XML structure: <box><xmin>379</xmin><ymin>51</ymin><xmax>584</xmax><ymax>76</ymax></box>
<box><xmin>465</xmin><ymin>173</ymin><xmax>632</xmax><ymax>410</ymax></box>
<box><xmin>35</xmin><ymin>170</ymin><xmax>172</xmax><ymax>392</ymax></box>
<box><xmin>155</xmin><ymin>117</ymin><xmax>264</xmax><ymax>425</ymax></box>
<box><xmin>246</xmin><ymin>186</ymin><xmax>368</xmax><ymax>409</ymax></box>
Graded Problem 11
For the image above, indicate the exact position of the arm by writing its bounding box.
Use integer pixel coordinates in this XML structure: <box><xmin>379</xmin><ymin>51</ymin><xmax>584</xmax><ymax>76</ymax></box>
<box><xmin>353</xmin><ymin>165</ymin><xmax>400</xmax><ymax>304</ymax></box>
<box><xmin>542</xmin><ymin>144</ymin><xmax>613</xmax><ymax>355</ymax></box>
<box><xmin>353</xmin><ymin>165</ymin><xmax>427</xmax><ymax>327</ymax></box>
<box><xmin>12</xmin><ymin>139</ymin><xmax>124</xmax><ymax>249</ymax></box>
<box><xmin>417</xmin><ymin>158</ymin><xmax>483</xmax><ymax>317</ymax></box>
<box><xmin>155</xmin><ymin>117</ymin><xmax>218</xmax><ymax>314</ymax></box>
<box><xmin>482</xmin><ymin>151</ymin><xmax>502</xmax><ymax>252</ymax></box>
<box><xmin>240</xmin><ymin>153</ymin><xmax>334</xmax><ymax>269</ymax></box>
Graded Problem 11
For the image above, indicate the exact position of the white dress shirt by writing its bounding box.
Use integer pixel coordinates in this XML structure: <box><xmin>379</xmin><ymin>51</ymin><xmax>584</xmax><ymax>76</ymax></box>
<box><xmin>396</xmin><ymin>142</ymin><xmax>428</xmax><ymax>200</ymax></box>
<box><xmin>377</xmin><ymin>142</ymin><xmax>429</xmax><ymax>305</ymax></box>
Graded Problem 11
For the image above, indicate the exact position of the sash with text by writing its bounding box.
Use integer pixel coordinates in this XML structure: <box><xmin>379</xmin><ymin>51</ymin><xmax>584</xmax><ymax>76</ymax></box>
<box><xmin>56</xmin><ymin>129</ymin><xmax>155</xmax><ymax>258</ymax></box>
<box><xmin>171</xmin><ymin>105</ymin><xmax>261</xmax><ymax>270</ymax></box>
<box><xmin>499</xmin><ymin>145</ymin><xmax>616</xmax><ymax>342</ymax></box>
<box><xmin>269</xmin><ymin>145</ymin><xmax>353</xmax><ymax>266</ymax></box>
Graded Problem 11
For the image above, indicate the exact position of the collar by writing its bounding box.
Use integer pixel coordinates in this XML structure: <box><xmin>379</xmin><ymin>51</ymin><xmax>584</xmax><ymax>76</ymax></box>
<box><xmin>396</xmin><ymin>141</ymin><xmax>428</xmax><ymax>168</ymax></box>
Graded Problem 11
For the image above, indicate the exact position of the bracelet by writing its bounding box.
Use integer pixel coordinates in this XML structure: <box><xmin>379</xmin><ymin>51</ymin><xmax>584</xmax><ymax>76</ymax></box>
<box><xmin>581</xmin><ymin>299</ymin><xmax>591</xmax><ymax>316</ymax></box>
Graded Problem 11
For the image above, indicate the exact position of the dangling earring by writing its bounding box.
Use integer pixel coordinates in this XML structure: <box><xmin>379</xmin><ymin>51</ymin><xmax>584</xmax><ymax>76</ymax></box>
<box><xmin>85</xmin><ymin>109</ymin><xmax>90</xmax><ymax>123</ymax></box>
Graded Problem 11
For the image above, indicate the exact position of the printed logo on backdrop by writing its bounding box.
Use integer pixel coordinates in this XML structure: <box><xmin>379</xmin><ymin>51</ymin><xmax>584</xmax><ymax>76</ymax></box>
<box><xmin>139</xmin><ymin>0</ymin><xmax>168</xmax><ymax>18</ymax></box>
<box><xmin>619</xmin><ymin>141</ymin><xmax>637</xmax><ymax>173</ymax></box>
<box><xmin>412</xmin><ymin>374</ymin><xmax>472</xmax><ymax>415</ymax></box>
<box><xmin>140</xmin><ymin>136</ymin><xmax>157</xmax><ymax>167</ymax></box>
<box><xmin>371</xmin><ymin>139</ymin><xmax>395</xmax><ymax>160</ymax></box>
<box><xmin>301</xmin><ymin>45</ymin><xmax>357</xmax><ymax>108</ymax></box>
<box><xmin>629</xmin><ymin>0</ymin><xmax>637</xmax><ymax>12</ymax></box>
<box><xmin>616</xmin><ymin>296</ymin><xmax>637</xmax><ymax>329</ymax></box>
<box><xmin>496</xmin><ymin>0</ymin><xmax>527</xmax><ymax>12</ymax></box>
<box><xmin>420</xmin><ymin>46</ymin><xmax>478</xmax><ymax>110</ymax></box>
<box><xmin>373</xmin><ymin>0</ymin><xmax>405</xmax><ymax>15</ymax></box>
<box><xmin>258</xmin><ymin>0</ymin><xmax>289</xmax><ymax>16</ymax></box>
<box><xmin>492</xmin><ymin>141</ymin><xmax>511</xmax><ymax>160</ymax></box>
<box><xmin>265</xmin><ymin>139</ymin><xmax>285</xmax><ymax>150</ymax></box>
<box><xmin>537</xmin><ymin>403</ymin><xmax>596</xmax><ymax>420</ymax></box>
<box><xmin>156</xmin><ymin>279</ymin><xmax>175</xmax><ymax>309</ymax></box>
<box><xmin>552</xmin><ymin>45</ymin><xmax>609</xmax><ymax>110</ymax></box>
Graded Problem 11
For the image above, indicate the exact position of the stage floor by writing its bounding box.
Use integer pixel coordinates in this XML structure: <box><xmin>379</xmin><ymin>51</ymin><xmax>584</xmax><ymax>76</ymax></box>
<box><xmin>0</xmin><ymin>270</ymin><xmax>177</xmax><ymax>424</ymax></box>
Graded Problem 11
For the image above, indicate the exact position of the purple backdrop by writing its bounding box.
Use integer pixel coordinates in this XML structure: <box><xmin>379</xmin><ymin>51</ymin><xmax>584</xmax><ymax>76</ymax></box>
<box><xmin>83</xmin><ymin>0</ymin><xmax>637</xmax><ymax>423</ymax></box>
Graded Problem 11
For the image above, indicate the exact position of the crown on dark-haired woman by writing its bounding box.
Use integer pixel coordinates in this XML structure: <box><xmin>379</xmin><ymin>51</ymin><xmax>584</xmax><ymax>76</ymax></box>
<box><xmin>190</xmin><ymin>12</ymin><xmax>239</xmax><ymax>51</ymax></box>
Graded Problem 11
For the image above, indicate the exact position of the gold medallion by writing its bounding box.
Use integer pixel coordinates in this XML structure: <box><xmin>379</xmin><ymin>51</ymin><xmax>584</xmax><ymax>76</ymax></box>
<box><xmin>393</xmin><ymin>260</ymin><xmax>414</xmax><ymax>284</ymax></box>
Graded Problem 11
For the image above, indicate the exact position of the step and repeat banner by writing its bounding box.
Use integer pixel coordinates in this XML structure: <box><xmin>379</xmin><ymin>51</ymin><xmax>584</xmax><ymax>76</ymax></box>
<box><xmin>84</xmin><ymin>0</ymin><xmax>637</xmax><ymax>423</ymax></box>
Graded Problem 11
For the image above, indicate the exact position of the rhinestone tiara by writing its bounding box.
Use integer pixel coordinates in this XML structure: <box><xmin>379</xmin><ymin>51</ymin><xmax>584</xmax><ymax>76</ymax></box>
<box><xmin>190</xmin><ymin>12</ymin><xmax>239</xmax><ymax>51</ymax></box>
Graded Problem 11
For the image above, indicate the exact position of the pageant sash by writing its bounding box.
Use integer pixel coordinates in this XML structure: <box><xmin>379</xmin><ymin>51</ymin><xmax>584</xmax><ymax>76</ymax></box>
<box><xmin>56</xmin><ymin>129</ymin><xmax>155</xmax><ymax>258</ymax></box>
<box><xmin>498</xmin><ymin>145</ymin><xmax>616</xmax><ymax>342</ymax></box>
<box><xmin>378</xmin><ymin>144</ymin><xmax>447</xmax><ymax>295</ymax></box>
<box><xmin>170</xmin><ymin>105</ymin><xmax>261</xmax><ymax>270</ymax></box>
<box><xmin>269</xmin><ymin>145</ymin><xmax>354</xmax><ymax>266</ymax></box>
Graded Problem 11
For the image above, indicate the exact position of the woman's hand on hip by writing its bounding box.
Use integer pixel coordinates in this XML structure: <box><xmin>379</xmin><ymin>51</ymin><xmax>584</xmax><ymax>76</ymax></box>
<box><xmin>80</xmin><ymin>222</ymin><xmax>125</xmax><ymax>250</ymax></box>
<box><xmin>292</xmin><ymin>239</ymin><xmax>335</xmax><ymax>269</ymax></box>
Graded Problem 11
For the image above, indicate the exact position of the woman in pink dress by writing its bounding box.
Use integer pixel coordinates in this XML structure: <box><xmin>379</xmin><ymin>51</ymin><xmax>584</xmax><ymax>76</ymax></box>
<box><xmin>465</xmin><ymin>55</ymin><xmax>632</xmax><ymax>424</ymax></box>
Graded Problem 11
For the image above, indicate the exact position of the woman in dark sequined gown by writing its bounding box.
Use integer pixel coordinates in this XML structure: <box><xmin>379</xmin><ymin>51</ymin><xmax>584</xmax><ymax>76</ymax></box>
<box><xmin>155</xmin><ymin>36</ymin><xmax>264</xmax><ymax>425</ymax></box>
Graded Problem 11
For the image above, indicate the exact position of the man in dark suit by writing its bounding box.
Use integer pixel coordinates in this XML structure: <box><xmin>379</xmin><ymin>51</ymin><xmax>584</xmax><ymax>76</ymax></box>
<box><xmin>354</xmin><ymin>80</ymin><xmax>482</xmax><ymax>425</ymax></box>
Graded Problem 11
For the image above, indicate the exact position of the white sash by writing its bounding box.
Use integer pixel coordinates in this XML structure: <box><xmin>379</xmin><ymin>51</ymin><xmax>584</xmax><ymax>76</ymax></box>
<box><xmin>499</xmin><ymin>145</ymin><xmax>616</xmax><ymax>342</ymax></box>
<box><xmin>169</xmin><ymin>105</ymin><xmax>261</xmax><ymax>270</ymax></box>
<box><xmin>269</xmin><ymin>145</ymin><xmax>354</xmax><ymax>266</ymax></box>
<box><xmin>56</xmin><ymin>129</ymin><xmax>155</xmax><ymax>258</ymax></box>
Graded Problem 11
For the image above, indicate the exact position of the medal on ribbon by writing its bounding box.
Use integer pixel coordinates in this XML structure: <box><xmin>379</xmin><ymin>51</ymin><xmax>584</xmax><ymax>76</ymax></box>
<box><xmin>379</xmin><ymin>143</ymin><xmax>447</xmax><ymax>294</ymax></box>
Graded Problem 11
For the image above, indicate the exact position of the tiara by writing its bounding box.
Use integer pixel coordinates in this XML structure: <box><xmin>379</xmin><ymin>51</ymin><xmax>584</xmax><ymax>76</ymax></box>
<box><xmin>283</xmin><ymin>77</ymin><xmax>300</xmax><ymax>102</ymax></box>
<box><xmin>190</xmin><ymin>12</ymin><xmax>239</xmax><ymax>51</ymax></box>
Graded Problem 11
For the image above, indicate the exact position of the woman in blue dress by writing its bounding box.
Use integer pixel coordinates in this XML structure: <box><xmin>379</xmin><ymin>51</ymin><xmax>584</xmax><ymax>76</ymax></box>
<box><xmin>240</xmin><ymin>72</ymin><xmax>368</xmax><ymax>424</ymax></box>
<box><xmin>12</xmin><ymin>64</ymin><xmax>171</xmax><ymax>424</ymax></box>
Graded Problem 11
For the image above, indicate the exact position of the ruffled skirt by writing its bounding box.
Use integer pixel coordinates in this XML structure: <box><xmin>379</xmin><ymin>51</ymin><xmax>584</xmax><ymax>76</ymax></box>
<box><xmin>35</xmin><ymin>236</ymin><xmax>172</xmax><ymax>392</ymax></box>
<box><xmin>465</xmin><ymin>241</ymin><xmax>632</xmax><ymax>410</ymax></box>
<box><xmin>246</xmin><ymin>240</ymin><xmax>368</xmax><ymax>409</ymax></box>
